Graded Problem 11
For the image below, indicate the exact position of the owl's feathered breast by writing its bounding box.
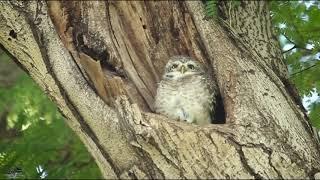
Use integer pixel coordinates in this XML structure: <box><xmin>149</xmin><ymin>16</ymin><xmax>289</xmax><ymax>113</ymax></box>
<box><xmin>154</xmin><ymin>74</ymin><xmax>215</xmax><ymax>125</ymax></box>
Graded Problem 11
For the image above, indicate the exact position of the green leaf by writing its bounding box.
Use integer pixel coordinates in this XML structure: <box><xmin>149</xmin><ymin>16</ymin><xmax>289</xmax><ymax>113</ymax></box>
<box><xmin>309</xmin><ymin>102</ymin><xmax>320</xmax><ymax>128</ymax></box>
<box><xmin>205</xmin><ymin>0</ymin><xmax>217</xmax><ymax>18</ymax></box>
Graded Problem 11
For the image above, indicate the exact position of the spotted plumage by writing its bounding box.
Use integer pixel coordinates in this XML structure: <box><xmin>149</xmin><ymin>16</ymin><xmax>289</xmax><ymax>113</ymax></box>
<box><xmin>154</xmin><ymin>56</ymin><xmax>216</xmax><ymax>125</ymax></box>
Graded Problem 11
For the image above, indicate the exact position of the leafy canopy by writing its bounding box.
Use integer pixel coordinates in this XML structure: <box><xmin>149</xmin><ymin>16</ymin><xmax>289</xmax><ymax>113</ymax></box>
<box><xmin>0</xmin><ymin>50</ymin><xmax>102</xmax><ymax>179</ymax></box>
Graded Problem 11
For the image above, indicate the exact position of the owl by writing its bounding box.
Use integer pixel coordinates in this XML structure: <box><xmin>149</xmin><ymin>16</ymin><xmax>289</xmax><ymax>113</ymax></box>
<box><xmin>154</xmin><ymin>56</ymin><xmax>216</xmax><ymax>125</ymax></box>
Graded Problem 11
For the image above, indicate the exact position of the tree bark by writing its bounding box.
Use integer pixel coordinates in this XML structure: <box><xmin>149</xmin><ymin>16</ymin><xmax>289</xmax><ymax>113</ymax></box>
<box><xmin>0</xmin><ymin>1</ymin><xmax>319</xmax><ymax>179</ymax></box>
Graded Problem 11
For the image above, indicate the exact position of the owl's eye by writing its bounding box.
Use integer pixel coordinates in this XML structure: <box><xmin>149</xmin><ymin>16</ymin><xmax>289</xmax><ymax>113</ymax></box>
<box><xmin>187</xmin><ymin>64</ymin><xmax>195</xmax><ymax>70</ymax></box>
<box><xmin>171</xmin><ymin>64</ymin><xmax>178</xmax><ymax>69</ymax></box>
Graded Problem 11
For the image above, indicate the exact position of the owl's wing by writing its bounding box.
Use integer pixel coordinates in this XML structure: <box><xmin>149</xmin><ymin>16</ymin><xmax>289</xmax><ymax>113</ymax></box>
<box><xmin>203</xmin><ymin>74</ymin><xmax>215</xmax><ymax>123</ymax></box>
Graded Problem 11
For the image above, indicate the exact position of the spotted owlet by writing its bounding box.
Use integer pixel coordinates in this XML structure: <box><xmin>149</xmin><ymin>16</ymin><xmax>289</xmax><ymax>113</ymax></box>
<box><xmin>154</xmin><ymin>56</ymin><xmax>216</xmax><ymax>125</ymax></box>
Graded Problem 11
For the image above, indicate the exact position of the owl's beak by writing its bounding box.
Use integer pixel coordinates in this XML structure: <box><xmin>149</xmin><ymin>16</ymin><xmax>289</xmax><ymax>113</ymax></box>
<box><xmin>180</xmin><ymin>65</ymin><xmax>186</xmax><ymax>74</ymax></box>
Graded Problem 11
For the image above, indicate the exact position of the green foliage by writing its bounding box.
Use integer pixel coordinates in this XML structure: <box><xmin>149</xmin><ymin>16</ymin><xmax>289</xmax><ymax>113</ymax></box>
<box><xmin>310</xmin><ymin>102</ymin><xmax>320</xmax><ymax>128</ymax></box>
<box><xmin>271</xmin><ymin>1</ymin><xmax>320</xmax><ymax>128</ymax></box>
<box><xmin>205</xmin><ymin>0</ymin><xmax>217</xmax><ymax>18</ymax></box>
<box><xmin>0</xmin><ymin>51</ymin><xmax>101</xmax><ymax>179</ymax></box>
<box><xmin>205</xmin><ymin>1</ymin><xmax>241</xmax><ymax>19</ymax></box>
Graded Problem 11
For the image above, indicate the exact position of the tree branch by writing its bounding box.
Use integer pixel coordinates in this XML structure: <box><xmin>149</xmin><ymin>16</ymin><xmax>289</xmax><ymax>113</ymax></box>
<box><xmin>282</xmin><ymin>45</ymin><xmax>296</xmax><ymax>54</ymax></box>
<box><xmin>290</xmin><ymin>61</ymin><xmax>319</xmax><ymax>77</ymax></box>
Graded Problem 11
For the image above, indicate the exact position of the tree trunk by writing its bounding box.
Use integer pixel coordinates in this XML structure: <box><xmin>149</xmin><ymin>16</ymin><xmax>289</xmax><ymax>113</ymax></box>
<box><xmin>0</xmin><ymin>1</ymin><xmax>319</xmax><ymax>179</ymax></box>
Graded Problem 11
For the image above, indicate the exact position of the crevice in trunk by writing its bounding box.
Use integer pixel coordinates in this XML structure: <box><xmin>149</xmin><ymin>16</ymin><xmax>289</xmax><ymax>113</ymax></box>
<box><xmin>212</xmin><ymin>94</ymin><xmax>226</xmax><ymax>124</ymax></box>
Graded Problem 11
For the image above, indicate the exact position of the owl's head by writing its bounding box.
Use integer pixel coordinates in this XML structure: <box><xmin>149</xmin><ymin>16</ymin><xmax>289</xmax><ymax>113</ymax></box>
<box><xmin>164</xmin><ymin>56</ymin><xmax>205</xmax><ymax>80</ymax></box>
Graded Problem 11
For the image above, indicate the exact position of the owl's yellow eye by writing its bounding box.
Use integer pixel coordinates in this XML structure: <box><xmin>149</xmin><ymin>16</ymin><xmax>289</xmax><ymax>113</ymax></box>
<box><xmin>187</xmin><ymin>64</ymin><xmax>195</xmax><ymax>70</ymax></box>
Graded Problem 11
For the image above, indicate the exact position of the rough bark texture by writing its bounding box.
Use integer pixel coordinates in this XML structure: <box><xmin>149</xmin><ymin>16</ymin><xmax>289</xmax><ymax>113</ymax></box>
<box><xmin>0</xmin><ymin>1</ymin><xmax>319</xmax><ymax>179</ymax></box>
